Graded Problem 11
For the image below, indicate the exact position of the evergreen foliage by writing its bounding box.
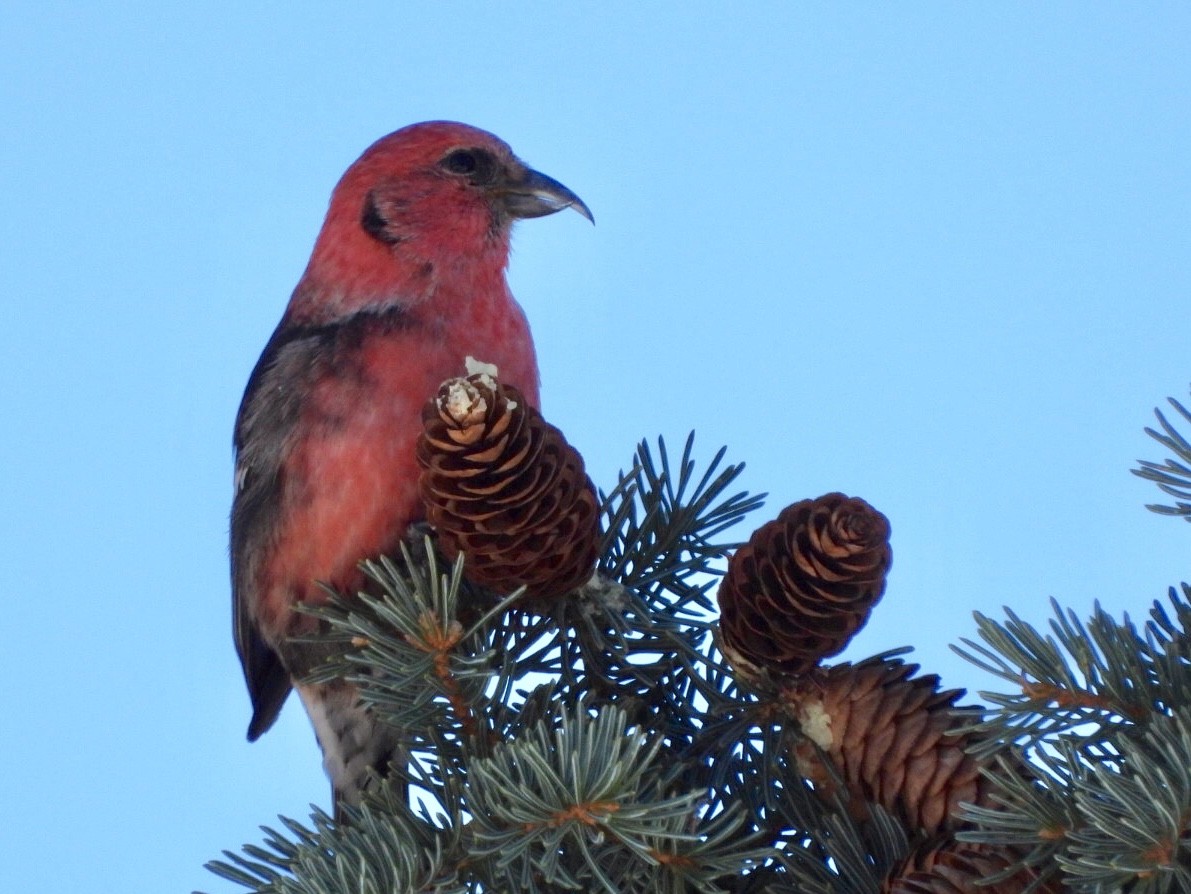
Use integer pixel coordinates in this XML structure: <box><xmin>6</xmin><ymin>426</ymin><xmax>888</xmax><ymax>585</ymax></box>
<box><xmin>207</xmin><ymin>387</ymin><xmax>1191</xmax><ymax>892</ymax></box>
<box><xmin>1134</xmin><ymin>393</ymin><xmax>1191</xmax><ymax>522</ymax></box>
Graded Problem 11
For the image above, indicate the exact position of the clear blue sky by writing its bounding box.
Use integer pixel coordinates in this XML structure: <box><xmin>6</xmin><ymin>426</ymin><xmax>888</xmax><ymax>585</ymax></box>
<box><xmin>2</xmin><ymin>4</ymin><xmax>1189</xmax><ymax>891</ymax></box>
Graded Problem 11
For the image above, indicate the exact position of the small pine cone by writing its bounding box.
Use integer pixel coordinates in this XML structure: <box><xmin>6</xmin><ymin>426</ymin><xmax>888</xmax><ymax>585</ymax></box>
<box><xmin>785</xmin><ymin>657</ymin><xmax>986</xmax><ymax>836</ymax></box>
<box><xmin>883</xmin><ymin>840</ymin><xmax>1059</xmax><ymax>894</ymax></box>
<box><xmin>717</xmin><ymin>493</ymin><xmax>891</xmax><ymax>680</ymax></box>
<box><xmin>416</xmin><ymin>374</ymin><xmax>600</xmax><ymax>601</ymax></box>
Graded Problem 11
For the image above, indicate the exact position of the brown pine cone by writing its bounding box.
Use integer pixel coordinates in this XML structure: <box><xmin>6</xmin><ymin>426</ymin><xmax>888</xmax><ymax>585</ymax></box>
<box><xmin>416</xmin><ymin>374</ymin><xmax>600</xmax><ymax>601</ymax></box>
<box><xmin>785</xmin><ymin>657</ymin><xmax>986</xmax><ymax>836</ymax></box>
<box><xmin>717</xmin><ymin>493</ymin><xmax>891</xmax><ymax>680</ymax></box>
<box><xmin>883</xmin><ymin>840</ymin><xmax>1059</xmax><ymax>894</ymax></box>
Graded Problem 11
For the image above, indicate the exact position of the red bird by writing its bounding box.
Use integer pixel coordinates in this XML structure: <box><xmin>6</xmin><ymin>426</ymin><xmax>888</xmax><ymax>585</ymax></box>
<box><xmin>231</xmin><ymin>121</ymin><xmax>591</xmax><ymax>807</ymax></box>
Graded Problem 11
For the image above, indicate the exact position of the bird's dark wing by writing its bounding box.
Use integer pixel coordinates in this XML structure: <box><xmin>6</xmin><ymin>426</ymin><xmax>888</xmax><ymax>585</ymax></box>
<box><xmin>231</xmin><ymin>321</ymin><xmax>326</xmax><ymax>741</ymax></box>
<box><xmin>232</xmin><ymin>306</ymin><xmax>415</xmax><ymax>740</ymax></box>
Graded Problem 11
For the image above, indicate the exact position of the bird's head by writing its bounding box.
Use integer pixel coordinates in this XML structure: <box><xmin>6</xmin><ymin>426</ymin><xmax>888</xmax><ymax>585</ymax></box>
<box><xmin>289</xmin><ymin>121</ymin><xmax>591</xmax><ymax>323</ymax></box>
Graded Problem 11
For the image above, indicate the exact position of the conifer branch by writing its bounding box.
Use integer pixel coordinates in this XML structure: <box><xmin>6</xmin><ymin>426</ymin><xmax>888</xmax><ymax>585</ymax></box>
<box><xmin>208</xmin><ymin>414</ymin><xmax>1191</xmax><ymax>893</ymax></box>
<box><xmin>1134</xmin><ymin>388</ymin><xmax>1191</xmax><ymax>521</ymax></box>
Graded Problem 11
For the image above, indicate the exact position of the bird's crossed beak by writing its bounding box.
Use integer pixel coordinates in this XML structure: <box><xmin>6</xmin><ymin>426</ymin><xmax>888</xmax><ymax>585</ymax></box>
<box><xmin>499</xmin><ymin>165</ymin><xmax>594</xmax><ymax>224</ymax></box>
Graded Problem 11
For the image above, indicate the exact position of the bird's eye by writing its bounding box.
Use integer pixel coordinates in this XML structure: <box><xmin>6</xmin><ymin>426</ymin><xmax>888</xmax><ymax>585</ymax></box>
<box><xmin>440</xmin><ymin>148</ymin><xmax>497</xmax><ymax>184</ymax></box>
<box><xmin>442</xmin><ymin>150</ymin><xmax>478</xmax><ymax>175</ymax></box>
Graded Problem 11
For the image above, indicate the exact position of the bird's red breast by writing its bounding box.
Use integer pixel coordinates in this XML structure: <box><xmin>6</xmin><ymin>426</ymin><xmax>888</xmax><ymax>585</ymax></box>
<box><xmin>254</xmin><ymin>280</ymin><xmax>541</xmax><ymax>642</ymax></box>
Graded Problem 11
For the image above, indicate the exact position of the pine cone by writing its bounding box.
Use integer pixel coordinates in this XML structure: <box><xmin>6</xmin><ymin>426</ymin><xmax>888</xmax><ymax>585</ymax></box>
<box><xmin>416</xmin><ymin>374</ymin><xmax>600</xmax><ymax>601</ymax></box>
<box><xmin>717</xmin><ymin>493</ymin><xmax>891</xmax><ymax>680</ymax></box>
<box><xmin>785</xmin><ymin>657</ymin><xmax>986</xmax><ymax>836</ymax></box>
<box><xmin>883</xmin><ymin>840</ymin><xmax>1059</xmax><ymax>894</ymax></box>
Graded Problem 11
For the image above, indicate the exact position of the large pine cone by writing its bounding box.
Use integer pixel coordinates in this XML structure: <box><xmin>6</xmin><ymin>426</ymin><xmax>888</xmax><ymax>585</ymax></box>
<box><xmin>785</xmin><ymin>657</ymin><xmax>986</xmax><ymax>836</ymax></box>
<box><xmin>883</xmin><ymin>840</ymin><xmax>1059</xmax><ymax>894</ymax></box>
<box><xmin>416</xmin><ymin>374</ymin><xmax>600</xmax><ymax>601</ymax></box>
<box><xmin>718</xmin><ymin>493</ymin><xmax>891</xmax><ymax>680</ymax></box>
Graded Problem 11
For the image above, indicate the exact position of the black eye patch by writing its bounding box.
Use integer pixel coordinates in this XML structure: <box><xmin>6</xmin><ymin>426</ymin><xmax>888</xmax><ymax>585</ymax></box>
<box><xmin>360</xmin><ymin>191</ymin><xmax>403</xmax><ymax>245</ymax></box>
